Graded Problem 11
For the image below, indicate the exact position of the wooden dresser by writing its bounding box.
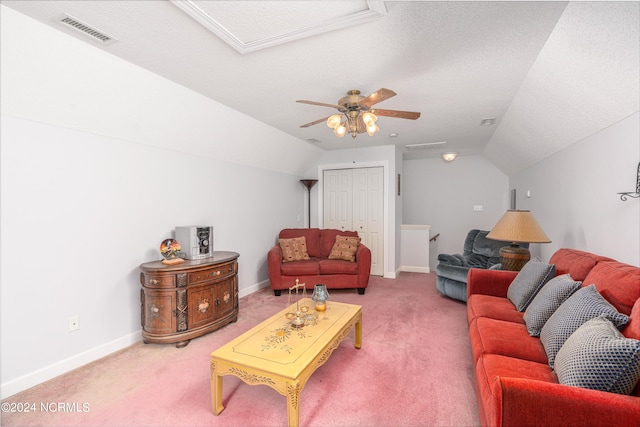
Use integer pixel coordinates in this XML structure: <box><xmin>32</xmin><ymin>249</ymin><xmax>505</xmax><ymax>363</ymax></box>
<box><xmin>139</xmin><ymin>251</ymin><xmax>239</xmax><ymax>347</ymax></box>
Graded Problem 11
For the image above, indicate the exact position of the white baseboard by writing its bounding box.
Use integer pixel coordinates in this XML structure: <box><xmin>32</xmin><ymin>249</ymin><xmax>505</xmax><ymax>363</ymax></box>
<box><xmin>239</xmin><ymin>279</ymin><xmax>271</xmax><ymax>298</ymax></box>
<box><xmin>399</xmin><ymin>265</ymin><xmax>431</xmax><ymax>273</ymax></box>
<box><xmin>2</xmin><ymin>281</ymin><xmax>270</xmax><ymax>399</ymax></box>
<box><xmin>1</xmin><ymin>331</ymin><xmax>141</xmax><ymax>399</ymax></box>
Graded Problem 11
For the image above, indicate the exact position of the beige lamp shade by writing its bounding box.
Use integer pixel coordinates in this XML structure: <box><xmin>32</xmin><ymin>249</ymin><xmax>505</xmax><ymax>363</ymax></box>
<box><xmin>486</xmin><ymin>210</ymin><xmax>551</xmax><ymax>244</ymax></box>
<box><xmin>486</xmin><ymin>210</ymin><xmax>550</xmax><ymax>271</ymax></box>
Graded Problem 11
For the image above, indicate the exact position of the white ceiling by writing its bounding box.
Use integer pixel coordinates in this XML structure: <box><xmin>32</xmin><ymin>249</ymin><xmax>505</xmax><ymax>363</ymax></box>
<box><xmin>2</xmin><ymin>1</ymin><xmax>639</xmax><ymax>175</ymax></box>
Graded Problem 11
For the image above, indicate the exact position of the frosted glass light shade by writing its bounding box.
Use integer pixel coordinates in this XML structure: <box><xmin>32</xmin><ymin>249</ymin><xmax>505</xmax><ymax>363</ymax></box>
<box><xmin>442</xmin><ymin>153</ymin><xmax>457</xmax><ymax>162</ymax></box>
<box><xmin>362</xmin><ymin>112</ymin><xmax>377</xmax><ymax>126</ymax></box>
<box><xmin>334</xmin><ymin>123</ymin><xmax>347</xmax><ymax>137</ymax></box>
<box><xmin>327</xmin><ymin>114</ymin><xmax>342</xmax><ymax>129</ymax></box>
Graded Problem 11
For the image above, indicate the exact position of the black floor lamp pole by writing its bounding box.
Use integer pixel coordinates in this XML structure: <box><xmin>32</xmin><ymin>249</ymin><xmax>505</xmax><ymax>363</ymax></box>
<box><xmin>300</xmin><ymin>179</ymin><xmax>318</xmax><ymax>228</ymax></box>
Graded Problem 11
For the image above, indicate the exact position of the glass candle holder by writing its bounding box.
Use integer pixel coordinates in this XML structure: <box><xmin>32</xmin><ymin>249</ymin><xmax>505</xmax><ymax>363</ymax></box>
<box><xmin>311</xmin><ymin>284</ymin><xmax>330</xmax><ymax>312</ymax></box>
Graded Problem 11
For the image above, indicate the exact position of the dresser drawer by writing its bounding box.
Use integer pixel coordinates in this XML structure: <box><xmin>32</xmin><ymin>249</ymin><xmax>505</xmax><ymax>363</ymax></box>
<box><xmin>140</xmin><ymin>273</ymin><xmax>176</xmax><ymax>288</ymax></box>
<box><xmin>188</xmin><ymin>261</ymin><xmax>236</xmax><ymax>285</ymax></box>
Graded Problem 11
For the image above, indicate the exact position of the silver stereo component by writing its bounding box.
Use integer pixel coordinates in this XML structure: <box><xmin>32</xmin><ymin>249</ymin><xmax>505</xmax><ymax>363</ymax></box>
<box><xmin>174</xmin><ymin>226</ymin><xmax>213</xmax><ymax>260</ymax></box>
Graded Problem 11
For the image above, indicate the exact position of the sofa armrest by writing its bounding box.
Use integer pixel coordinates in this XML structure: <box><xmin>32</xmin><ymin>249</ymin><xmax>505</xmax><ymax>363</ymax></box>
<box><xmin>267</xmin><ymin>245</ymin><xmax>283</xmax><ymax>289</ymax></box>
<box><xmin>467</xmin><ymin>268</ymin><xmax>518</xmax><ymax>298</ymax></box>
<box><xmin>356</xmin><ymin>244</ymin><xmax>372</xmax><ymax>289</ymax></box>
<box><xmin>494</xmin><ymin>376</ymin><xmax>640</xmax><ymax>427</ymax></box>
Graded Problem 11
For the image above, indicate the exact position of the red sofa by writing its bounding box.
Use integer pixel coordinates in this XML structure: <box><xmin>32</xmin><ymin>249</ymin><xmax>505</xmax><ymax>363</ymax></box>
<box><xmin>467</xmin><ymin>248</ymin><xmax>640</xmax><ymax>427</ymax></box>
<box><xmin>267</xmin><ymin>228</ymin><xmax>372</xmax><ymax>296</ymax></box>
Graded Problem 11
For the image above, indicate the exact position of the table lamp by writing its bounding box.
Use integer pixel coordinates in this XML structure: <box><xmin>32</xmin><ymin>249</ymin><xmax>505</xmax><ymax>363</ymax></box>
<box><xmin>486</xmin><ymin>210</ymin><xmax>551</xmax><ymax>271</ymax></box>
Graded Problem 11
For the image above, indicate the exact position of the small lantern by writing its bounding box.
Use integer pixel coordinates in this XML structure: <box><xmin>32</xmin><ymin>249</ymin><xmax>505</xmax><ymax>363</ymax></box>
<box><xmin>311</xmin><ymin>284</ymin><xmax>330</xmax><ymax>312</ymax></box>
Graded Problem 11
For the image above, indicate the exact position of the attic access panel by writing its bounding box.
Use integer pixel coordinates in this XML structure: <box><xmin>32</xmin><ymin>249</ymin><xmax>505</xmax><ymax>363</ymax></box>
<box><xmin>171</xmin><ymin>0</ymin><xmax>387</xmax><ymax>53</ymax></box>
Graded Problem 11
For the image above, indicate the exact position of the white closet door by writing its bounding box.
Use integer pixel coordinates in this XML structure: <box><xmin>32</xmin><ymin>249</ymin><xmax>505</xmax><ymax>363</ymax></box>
<box><xmin>364</xmin><ymin>167</ymin><xmax>384</xmax><ymax>276</ymax></box>
<box><xmin>323</xmin><ymin>167</ymin><xmax>384</xmax><ymax>276</ymax></box>
<box><xmin>323</xmin><ymin>169</ymin><xmax>352</xmax><ymax>231</ymax></box>
<box><xmin>352</xmin><ymin>169</ymin><xmax>368</xmax><ymax>237</ymax></box>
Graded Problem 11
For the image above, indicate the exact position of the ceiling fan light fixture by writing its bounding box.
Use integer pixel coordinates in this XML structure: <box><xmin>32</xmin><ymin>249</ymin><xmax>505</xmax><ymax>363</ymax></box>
<box><xmin>327</xmin><ymin>114</ymin><xmax>342</xmax><ymax>129</ymax></box>
<box><xmin>298</xmin><ymin>88</ymin><xmax>420</xmax><ymax>140</ymax></box>
<box><xmin>362</xmin><ymin>112</ymin><xmax>377</xmax><ymax>126</ymax></box>
<box><xmin>334</xmin><ymin>122</ymin><xmax>347</xmax><ymax>138</ymax></box>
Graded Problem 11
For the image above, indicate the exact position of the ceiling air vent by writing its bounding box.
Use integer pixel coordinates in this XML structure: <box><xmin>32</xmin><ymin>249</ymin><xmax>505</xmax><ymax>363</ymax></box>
<box><xmin>405</xmin><ymin>142</ymin><xmax>447</xmax><ymax>150</ymax></box>
<box><xmin>54</xmin><ymin>13</ymin><xmax>118</xmax><ymax>45</ymax></box>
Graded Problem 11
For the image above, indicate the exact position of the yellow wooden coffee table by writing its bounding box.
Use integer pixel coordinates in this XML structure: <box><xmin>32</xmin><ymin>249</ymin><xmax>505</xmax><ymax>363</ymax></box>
<box><xmin>210</xmin><ymin>297</ymin><xmax>362</xmax><ymax>427</ymax></box>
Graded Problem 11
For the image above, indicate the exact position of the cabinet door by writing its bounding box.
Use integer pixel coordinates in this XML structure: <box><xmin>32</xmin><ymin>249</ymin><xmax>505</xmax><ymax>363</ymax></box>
<box><xmin>142</xmin><ymin>290</ymin><xmax>177</xmax><ymax>335</ymax></box>
<box><xmin>215</xmin><ymin>277</ymin><xmax>236</xmax><ymax>319</ymax></box>
<box><xmin>188</xmin><ymin>285</ymin><xmax>216</xmax><ymax>330</ymax></box>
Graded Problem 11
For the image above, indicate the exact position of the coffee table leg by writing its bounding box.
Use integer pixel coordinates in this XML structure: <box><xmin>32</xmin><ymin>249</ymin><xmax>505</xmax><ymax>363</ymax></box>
<box><xmin>211</xmin><ymin>362</ymin><xmax>225</xmax><ymax>415</ymax></box>
<box><xmin>355</xmin><ymin>317</ymin><xmax>362</xmax><ymax>349</ymax></box>
<box><xmin>287</xmin><ymin>381</ymin><xmax>301</xmax><ymax>427</ymax></box>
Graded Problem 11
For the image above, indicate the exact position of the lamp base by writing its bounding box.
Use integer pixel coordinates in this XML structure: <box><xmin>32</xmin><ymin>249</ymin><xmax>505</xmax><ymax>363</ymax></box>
<box><xmin>500</xmin><ymin>245</ymin><xmax>530</xmax><ymax>271</ymax></box>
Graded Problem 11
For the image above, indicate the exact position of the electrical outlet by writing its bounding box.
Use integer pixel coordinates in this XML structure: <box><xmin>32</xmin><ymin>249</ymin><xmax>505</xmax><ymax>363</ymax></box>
<box><xmin>68</xmin><ymin>315</ymin><xmax>79</xmax><ymax>332</ymax></box>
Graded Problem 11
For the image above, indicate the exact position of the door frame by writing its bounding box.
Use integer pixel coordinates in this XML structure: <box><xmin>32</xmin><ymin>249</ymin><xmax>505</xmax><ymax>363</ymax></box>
<box><xmin>318</xmin><ymin>160</ymin><xmax>389</xmax><ymax>277</ymax></box>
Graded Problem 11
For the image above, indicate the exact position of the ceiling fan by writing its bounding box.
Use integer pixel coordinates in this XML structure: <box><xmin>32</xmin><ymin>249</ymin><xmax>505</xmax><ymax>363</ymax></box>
<box><xmin>297</xmin><ymin>88</ymin><xmax>421</xmax><ymax>139</ymax></box>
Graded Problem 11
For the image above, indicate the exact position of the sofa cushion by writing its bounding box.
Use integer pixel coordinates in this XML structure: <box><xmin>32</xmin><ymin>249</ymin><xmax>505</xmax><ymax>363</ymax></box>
<box><xmin>583</xmin><ymin>261</ymin><xmax>640</xmax><ymax>315</ymax></box>
<box><xmin>280</xmin><ymin>259</ymin><xmax>319</xmax><ymax>276</ymax></box>
<box><xmin>540</xmin><ymin>284</ymin><xmax>629</xmax><ymax>369</ymax></box>
<box><xmin>624</xmin><ymin>298</ymin><xmax>640</xmax><ymax>340</ymax></box>
<box><xmin>507</xmin><ymin>259</ymin><xmax>556</xmax><ymax>311</ymax></box>
<box><xmin>467</xmin><ymin>294</ymin><xmax>525</xmax><ymax>325</ymax></box>
<box><xmin>469</xmin><ymin>317</ymin><xmax>548</xmax><ymax>364</ymax></box>
<box><xmin>549</xmin><ymin>248</ymin><xmax>613</xmax><ymax>282</ymax></box>
<box><xmin>474</xmin><ymin>353</ymin><xmax>557</xmax><ymax>427</ymax></box>
<box><xmin>328</xmin><ymin>235</ymin><xmax>361</xmax><ymax>262</ymax></box>
<box><xmin>278</xmin><ymin>236</ymin><xmax>311</xmax><ymax>262</ymax></box>
<box><xmin>523</xmin><ymin>274</ymin><xmax>582</xmax><ymax>337</ymax></box>
<box><xmin>319</xmin><ymin>258</ymin><xmax>359</xmax><ymax>275</ymax></box>
<box><xmin>279</xmin><ymin>228</ymin><xmax>320</xmax><ymax>257</ymax></box>
<box><xmin>555</xmin><ymin>316</ymin><xmax>640</xmax><ymax>395</ymax></box>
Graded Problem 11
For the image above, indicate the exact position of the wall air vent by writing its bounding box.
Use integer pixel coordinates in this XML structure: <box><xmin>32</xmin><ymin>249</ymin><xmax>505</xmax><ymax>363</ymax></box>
<box><xmin>54</xmin><ymin>14</ymin><xmax>118</xmax><ymax>45</ymax></box>
<box><xmin>306</xmin><ymin>138</ymin><xmax>322</xmax><ymax>144</ymax></box>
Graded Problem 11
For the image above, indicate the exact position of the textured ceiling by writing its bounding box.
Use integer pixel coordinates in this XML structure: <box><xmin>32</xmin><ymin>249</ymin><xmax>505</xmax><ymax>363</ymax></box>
<box><xmin>2</xmin><ymin>1</ymin><xmax>639</xmax><ymax>175</ymax></box>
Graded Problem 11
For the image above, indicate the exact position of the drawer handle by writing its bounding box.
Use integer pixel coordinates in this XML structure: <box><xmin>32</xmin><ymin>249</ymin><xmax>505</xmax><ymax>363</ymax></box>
<box><xmin>149</xmin><ymin>279</ymin><xmax>159</xmax><ymax>285</ymax></box>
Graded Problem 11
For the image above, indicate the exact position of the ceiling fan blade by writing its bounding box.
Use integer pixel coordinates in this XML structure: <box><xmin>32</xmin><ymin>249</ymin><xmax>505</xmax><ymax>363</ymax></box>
<box><xmin>372</xmin><ymin>108</ymin><xmax>421</xmax><ymax>120</ymax></box>
<box><xmin>296</xmin><ymin>100</ymin><xmax>343</xmax><ymax>109</ymax></box>
<box><xmin>300</xmin><ymin>116</ymin><xmax>332</xmax><ymax>128</ymax></box>
<box><xmin>360</xmin><ymin>88</ymin><xmax>397</xmax><ymax>107</ymax></box>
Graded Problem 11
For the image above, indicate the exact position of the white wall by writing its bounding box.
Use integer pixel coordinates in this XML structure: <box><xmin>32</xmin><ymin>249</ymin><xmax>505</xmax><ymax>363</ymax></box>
<box><xmin>0</xmin><ymin>6</ymin><xmax>321</xmax><ymax>398</ymax></box>
<box><xmin>510</xmin><ymin>112</ymin><xmax>640</xmax><ymax>266</ymax></box>
<box><xmin>402</xmin><ymin>155</ymin><xmax>510</xmax><ymax>270</ymax></box>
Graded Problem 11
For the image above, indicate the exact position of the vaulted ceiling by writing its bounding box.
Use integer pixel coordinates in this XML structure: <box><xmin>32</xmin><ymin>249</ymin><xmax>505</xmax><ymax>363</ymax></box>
<box><xmin>3</xmin><ymin>1</ymin><xmax>638</xmax><ymax>175</ymax></box>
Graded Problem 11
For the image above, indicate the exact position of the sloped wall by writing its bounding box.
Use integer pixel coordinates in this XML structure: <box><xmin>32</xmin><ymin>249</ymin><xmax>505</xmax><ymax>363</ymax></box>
<box><xmin>510</xmin><ymin>112</ymin><xmax>640</xmax><ymax>266</ymax></box>
<box><xmin>0</xmin><ymin>5</ymin><xmax>321</xmax><ymax>398</ymax></box>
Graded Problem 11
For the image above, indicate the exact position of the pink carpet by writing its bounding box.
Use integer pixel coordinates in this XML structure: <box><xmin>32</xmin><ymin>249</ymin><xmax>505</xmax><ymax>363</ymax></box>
<box><xmin>1</xmin><ymin>273</ymin><xmax>479</xmax><ymax>426</ymax></box>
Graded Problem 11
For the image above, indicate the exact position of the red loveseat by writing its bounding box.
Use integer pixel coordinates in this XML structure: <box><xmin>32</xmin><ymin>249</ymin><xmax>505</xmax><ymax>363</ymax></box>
<box><xmin>267</xmin><ymin>228</ymin><xmax>371</xmax><ymax>296</ymax></box>
<box><xmin>467</xmin><ymin>248</ymin><xmax>640</xmax><ymax>427</ymax></box>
